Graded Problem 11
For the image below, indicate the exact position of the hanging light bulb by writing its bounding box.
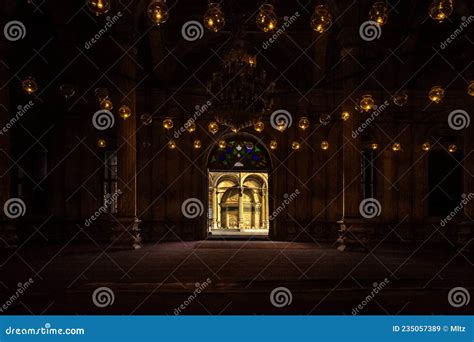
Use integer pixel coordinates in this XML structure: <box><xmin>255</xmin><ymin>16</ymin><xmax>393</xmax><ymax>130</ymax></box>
<box><xmin>321</xmin><ymin>141</ymin><xmax>329</xmax><ymax>150</ymax></box>
<box><xmin>254</xmin><ymin>121</ymin><xmax>265</xmax><ymax>133</ymax></box>
<box><xmin>428</xmin><ymin>86</ymin><xmax>445</xmax><ymax>103</ymax></box>
<box><xmin>392</xmin><ymin>143</ymin><xmax>401</xmax><ymax>152</ymax></box>
<box><xmin>97</xmin><ymin>138</ymin><xmax>107</xmax><ymax>148</ymax></box>
<box><xmin>256</xmin><ymin>4</ymin><xmax>278</xmax><ymax>33</ymax></box>
<box><xmin>86</xmin><ymin>0</ymin><xmax>111</xmax><ymax>16</ymax></box>
<box><xmin>163</xmin><ymin>118</ymin><xmax>174</xmax><ymax>130</ymax></box>
<box><xmin>208</xmin><ymin>121</ymin><xmax>219</xmax><ymax>134</ymax></box>
<box><xmin>298</xmin><ymin>117</ymin><xmax>310</xmax><ymax>130</ymax></box>
<box><xmin>186</xmin><ymin>121</ymin><xmax>196</xmax><ymax>133</ymax></box>
<box><xmin>371</xmin><ymin>143</ymin><xmax>378</xmax><ymax>151</ymax></box>
<box><xmin>167</xmin><ymin>140</ymin><xmax>176</xmax><ymax>149</ymax></box>
<box><xmin>203</xmin><ymin>2</ymin><xmax>225</xmax><ymax>32</ymax></box>
<box><xmin>448</xmin><ymin>144</ymin><xmax>457</xmax><ymax>153</ymax></box>
<box><xmin>21</xmin><ymin>76</ymin><xmax>38</xmax><ymax>94</ymax></box>
<box><xmin>311</xmin><ymin>4</ymin><xmax>333</xmax><ymax>33</ymax></box>
<box><xmin>422</xmin><ymin>142</ymin><xmax>431</xmax><ymax>151</ymax></box>
<box><xmin>392</xmin><ymin>90</ymin><xmax>408</xmax><ymax>107</ymax></box>
<box><xmin>100</xmin><ymin>98</ymin><xmax>113</xmax><ymax>111</ymax></box>
<box><xmin>147</xmin><ymin>0</ymin><xmax>169</xmax><ymax>25</ymax></box>
<box><xmin>118</xmin><ymin>105</ymin><xmax>132</xmax><ymax>119</ymax></box>
<box><xmin>360</xmin><ymin>95</ymin><xmax>375</xmax><ymax>112</ymax></box>
<box><xmin>429</xmin><ymin>0</ymin><xmax>453</xmax><ymax>22</ymax></box>
<box><xmin>467</xmin><ymin>81</ymin><xmax>474</xmax><ymax>97</ymax></box>
<box><xmin>218</xmin><ymin>140</ymin><xmax>226</xmax><ymax>149</ymax></box>
<box><xmin>59</xmin><ymin>84</ymin><xmax>76</xmax><ymax>100</ymax></box>
<box><xmin>341</xmin><ymin>111</ymin><xmax>350</xmax><ymax>121</ymax></box>
<box><xmin>291</xmin><ymin>141</ymin><xmax>301</xmax><ymax>150</ymax></box>
<box><xmin>193</xmin><ymin>139</ymin><xmax>202</xmax><ymax>149</ymax></box>
<box><xmin>269</xmin><ymin>140</ymin><xmax>278</xmax><ymax>150</ymax></box>
<box><xmin>369</xmin><ymin>2</ymin><xmax>389</xmax><ymax>26</ymax></box>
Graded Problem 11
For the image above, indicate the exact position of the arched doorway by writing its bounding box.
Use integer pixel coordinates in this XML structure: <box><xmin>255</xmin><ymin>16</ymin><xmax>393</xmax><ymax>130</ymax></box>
<box><xmin>207</xmin><ymin>135</ymin><xmax>270</xmax><ymax>236</ymax></box>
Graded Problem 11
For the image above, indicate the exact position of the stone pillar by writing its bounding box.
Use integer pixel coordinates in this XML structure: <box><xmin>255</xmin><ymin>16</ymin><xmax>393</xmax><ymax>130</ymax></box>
<box><xmin>212</xmin><ymin>188</ymin><xmax>218</xmax><ymax>229</ymax></box>
<box><xmin>238</xmin><ymin>188</ymin><xmax>244</xmax><ymax>229</ymax></box>
<box><xmin>459</xmin><ymin>116</ymin><xmax>474</xmax><ymax>249</ymax></box>
<box><xmin>217</xmin><ymin>192</ymin><xmax>221</xmax><ymax>228</ymax></box>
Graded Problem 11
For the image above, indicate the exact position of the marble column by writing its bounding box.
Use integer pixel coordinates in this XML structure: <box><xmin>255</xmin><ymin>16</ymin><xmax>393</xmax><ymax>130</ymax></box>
<box><xmin>212</xmin><ymin>187</ymin><xmax>218</xmax><ymax>229</ymax></box>
<box><xmin>238</xmin><ymin>188</ymin><xmax>244</xmax><ymax>229</ymax></box>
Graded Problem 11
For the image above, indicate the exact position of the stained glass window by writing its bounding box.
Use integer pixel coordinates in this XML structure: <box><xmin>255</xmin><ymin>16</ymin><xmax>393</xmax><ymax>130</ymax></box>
<box><xmin>209</xmin><ymin>138</ymin><xmax>268</xmax><ymax>170</ymax></box>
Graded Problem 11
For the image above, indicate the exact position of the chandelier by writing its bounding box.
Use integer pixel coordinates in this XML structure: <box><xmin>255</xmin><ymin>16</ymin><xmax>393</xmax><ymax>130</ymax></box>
<box><xmin>207</xmin><ymin>37</ymin><xmax>274</xmax><ymax>131</ymax></box>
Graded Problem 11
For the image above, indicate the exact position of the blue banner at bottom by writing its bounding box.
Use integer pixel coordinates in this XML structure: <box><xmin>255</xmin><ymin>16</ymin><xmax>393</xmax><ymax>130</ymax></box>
<box><xmin>0</xmin><ymin>316</ymin><xmax>472</xmax><ymax>342</ymax></box>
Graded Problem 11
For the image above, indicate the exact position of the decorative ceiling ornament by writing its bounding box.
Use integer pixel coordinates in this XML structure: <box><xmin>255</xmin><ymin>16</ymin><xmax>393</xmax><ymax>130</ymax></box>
<box><xmin>203</xmin><ymin>2</ymin><xmax>225</xmax><ymax>32</ymax></box>
<box><xmin>368</xmin><ymin>2</ymin><xmax>389</xmax><ymax>26</ymax></box>
<box><xmin>207</xmin><ymin>34</ymin><xmax>275</xmax><ymax>131</ymax></box>
<box><xmin>429</xmin><ymin>0</ymin><xmax>453</xmax><ymax>22</ymax></box>
<box><xmin>311</xmin><ymin>4</ymin><xmax>332</xmax><ymax>33</ymax></box>
<box><xmin>256</xmin><ymin>4</ymin><xmax>278</xmax><ymax>32</ymax></box>
<box><xmin>147</xmin><ymin>0</ymin><xmax>169</xmax><ymax>25</ymax></box>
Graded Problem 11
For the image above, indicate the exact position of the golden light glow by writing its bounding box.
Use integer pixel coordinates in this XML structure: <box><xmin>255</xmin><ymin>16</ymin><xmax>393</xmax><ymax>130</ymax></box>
<box><xmin>97</xmin><ymin>138</ymin><xmax>107</xmax><ymax>148</ymax></box>
<box><xmin>269</xmin><ymin>140</ymin><xmax>278</xmax><ymax>150</ymax></box>
<box><xmin>291</xmin><ymin>141</ymin><xmax>301</xmax><ymax>150</ymax></box>
<box><xmin>218</xmin><ymin>140</ymin><xmax>226</xmax><ymax>149</ymax></box>
<box><xmin>254</xmin><ymin>121</ymin><xmax>265</xmax><ymax>133</ymax></box>
<box><xmin>118</xmin><ymin>105</ymin><xmax>132</xmax><ymax>119</ymax></box>
<box><xmin>422</xmin><ymin>142</ymin><xmax>431</xmax><ymax>151</ymax></box>
<box><xmin>203</xmin><ymin>2</ymin><xmax>225</xmax><ymax>32</ymax></box>
<box><xmin>371</xmin><ymin>143</ymin><xmax>378</xmax><ymax>151</ymax></box>
<box><xmin>193</xmin><ymin>139</ymin><xmax>202</xmax><ymax>149</ymax></box>
<box><xmin>321</xmin><ymin>141</ymin><xmax>329</xmax><ymax>150</ymax></box>
<box><xmin>360</xmin><ymin>95</ymin><xmax>375</xmax><ymax>112</ymax></box>
<box><xmin>100</xmin><ymin>98</ymin><xmax>113</xmax><ymax>111</ymax></box>
<box><xmin>467</xmin><ymin>81</ymin><xmax>474</xmax><ymax>97</ymax></box>
<box><xmin>428</xmin><ymin>86</ymin><xmax>445</xmax><ymax>103</ymax></box>
<box><xmin>311</xmin><ymin>4</ymin><xmax>333</xmax><ymax>33</ymax></box>
<box><xmin>369</xmin><ymin>2</ymin><xmax>389</xmax><ymax>26</ymax></box>
<box><xmin>392</xmin><ymin>143</ymin><xmax>401</xmax><ymax>152</ymax></box>
<box><xmin>147</xmin><ymin>0</ymin><xmax>169</xmax><ymax>25</ymax></box>
<box><xmin>341</xmin><ymin>111</ymin><xmax>350</xmax><ymax>121</ymax></box>
<box><xmin>208</xmin><ymin>121</ymin><xmax>219</xmax><ymax>134</ymax></box>
<box><xmin>167</xmin><ymin>140</ymin><xmax>176</xmax><ymax>149</ymax></box>
<box><xmin>186</xmin><ymin>121</ymin><xmax>196</xmax><ymax>133</ymax></box>
<box><xmin>163</xmin><ymin>118</ymin><xmax>173</xmax><ymax>130</ymax></box>
<box><xmin>448</xmin><ymin>144</ymin><xmax>457</xmax><ymax>153</ymax></box>
<box><xmin>231</xmin><ymin>127</ymin><xmax>239</xmax><ymax>133</ymax></box>
<box><xmin>429</xmin><ymin>0</ymin><xmax>453</xmax><ymax>22</ymax></box>
<box><xmin>298</xmin><ymin>117</ymin><xmax>310</xmax><ymax>130</ymax></box>
<box><xmin>22</xmin><ymin>77</ymin><xmax>38</xmax><ymax>94</ymax></box>
<box><xmin>86</xmin><ymin>0</ymin><xmax>111</xmax><ymax>15</ymax></box>
<box><xmin>256</xmin><ymin>4</ymin><xmax>278</xmax><ymax>33</ymax></box>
